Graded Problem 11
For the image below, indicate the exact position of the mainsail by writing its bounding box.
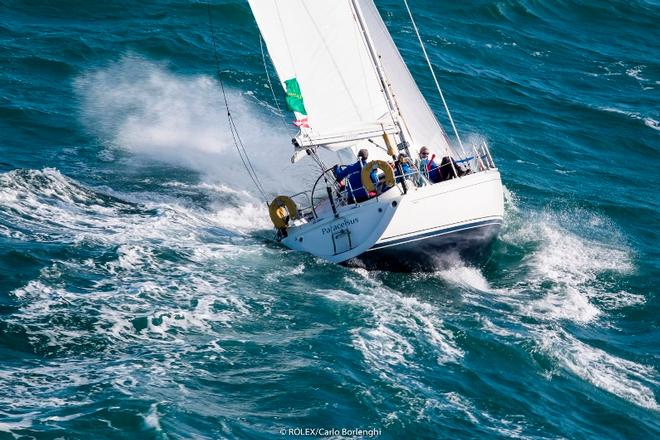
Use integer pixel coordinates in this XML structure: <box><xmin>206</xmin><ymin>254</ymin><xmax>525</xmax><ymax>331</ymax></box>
<box><xmin>248</xmin><ymin>0</ymin><xmax>453</xmax><ymax>156</ymax></box>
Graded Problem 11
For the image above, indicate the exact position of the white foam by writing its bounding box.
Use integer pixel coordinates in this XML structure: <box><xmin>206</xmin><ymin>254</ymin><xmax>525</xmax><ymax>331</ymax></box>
<box><xmin>600</xmin><ymin>106</ymin><xmax>659</xmax><ymax>131</ymax></box>
<box><xmin>643</xmin><ymin>117</ymin><xmax>660</xmax><ymax>131</ymax></box>
<box><xmin>422</xmin><ymin>392</ymin><xmax>530</xmax><ymax>437</ymax></box>
<box><xmin>524</xmin><ymin>285</ymin><xmax>601</xmax><ymax>324</ymax></box>
<box><xmin>207</xmin><ymin>199</ymin><xmax>271</xmax><ymax>233</ymax></box>
<box><xmin>0</xmin><ymin>167</ymin><xmax>291</xmax><ymax>430</ymax></box>
<box><xmin>105</xmin><ymin>244</ymin><xmax>156</xmax><ymax>273</ymax></box>
<box><xmin>317</xmin><ymin>273</ymin><xmax>463</xmax><ymax>384</ymax></box>
<box><xmin>625</xmin><ymin>65</ymin><xmax>647</xmax><ymax>82</ymax></box>
<box><xmin>449</xmin><ymin>195</ymin><xmax>655</xmax><ymax>410</ymax></box>
<box><xmin>502</xmin><ymin>184</ymin><xmax>519</xmax><ymax>213</ymax></box>
<box><xmin>289</xmin><ymin>263</ymin><xmax>305</xmax><ymax>275</ymax></box>
<box><xmin>0</xmin><ymin>361</ymin><xmax>96</xmax><ymax>421</ymax></box>
<box><xmin>0</xmin><ymin>416</ymin><xmax>35</xmax><ymax>434</ymax></box>
<box><xmin>0</xmin><ymin>168</ymin><xmax>146</xmax><ymax>243</ymax></box>
<box><xmin>43</xmin><ymin>413</ymin><xmax>85</xmax><ymax>423</ymax></box>
<box><xmin>0</xmin><ymin>165</ymin><xmax>276</xmax><ymax>252</ymax></box>
<box><xmin>595</xmin><ymin>290</ymin><xmax>646</xmax><ymax>310</ymax></box>
<box><xmin>540</xmin><ymin>328</ymin><xmax>658</xmax><ymax>411</ymax></box>
<box><xmin>442</xmin><ymin>392</ymin><xmax>479</xmax><ymax>424</ymax></box>
<box><xmin>143</xmin><ymin>403</ymin><xmax>162</xmax><ymax>431</ymax></box>
<box><xmin>5</xmin><ymin>189</ymin><xmax>257</xmax><ymax>350</ymax></box>
<box><xmin>352</xmin><ymin>324</ymin><xmax>415</xmax><ymax>370</ymax></box>
<box><xmin>435</xmin><ymin>265</ymin><xmax>492</xmax><ymax>292</ymax></box>
<box><xmin>500</xmin><ymin>208</ymin><xmax>634</xmax><ymax>325</ymax></box>
<box><xmin>479</xmin><ymin>317</ymin><xmax>518</xmax><ymax>338</ymax></box>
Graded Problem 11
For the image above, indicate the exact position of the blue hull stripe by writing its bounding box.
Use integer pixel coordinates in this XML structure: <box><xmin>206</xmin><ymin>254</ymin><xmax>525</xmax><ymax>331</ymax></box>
<box><xmin>368</xmin><ymin>218</ymin><xmax>503</xmax><ymax>251</ymax></box>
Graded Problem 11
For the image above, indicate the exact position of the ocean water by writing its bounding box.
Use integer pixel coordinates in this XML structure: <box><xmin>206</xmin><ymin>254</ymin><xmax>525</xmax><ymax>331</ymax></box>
<box><xmin>0</xmin><ymin>0</ymin><xmax>658</xmax><ymax>438</ymax></box>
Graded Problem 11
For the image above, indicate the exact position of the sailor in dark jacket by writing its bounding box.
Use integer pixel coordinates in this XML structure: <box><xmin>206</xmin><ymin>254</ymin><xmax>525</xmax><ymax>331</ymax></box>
<box><xmin>334</xmin><ymin>149</ymin><xmax>378</xmax><ymax>202</ymax></box>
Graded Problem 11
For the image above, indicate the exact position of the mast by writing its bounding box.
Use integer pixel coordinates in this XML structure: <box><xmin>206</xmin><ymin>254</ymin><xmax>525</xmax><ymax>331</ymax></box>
<box><xmin>349</xmin><ymin>0</ymin><xmax>410</xmax><ymax>156</ymax></box>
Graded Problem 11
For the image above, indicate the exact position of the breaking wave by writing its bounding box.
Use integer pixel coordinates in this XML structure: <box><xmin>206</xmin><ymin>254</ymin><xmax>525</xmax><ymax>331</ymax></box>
<box><xmin>433</xmin><ymin>199</ymin><xmax>656</xmax><ymax>412</ymax></box>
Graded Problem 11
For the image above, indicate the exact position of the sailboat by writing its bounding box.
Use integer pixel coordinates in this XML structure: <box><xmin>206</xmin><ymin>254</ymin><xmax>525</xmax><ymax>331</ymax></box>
<box><xmin>248</xmin><ymin>0</ymin><xmax>504</xmax><ymax>271</ymax></box>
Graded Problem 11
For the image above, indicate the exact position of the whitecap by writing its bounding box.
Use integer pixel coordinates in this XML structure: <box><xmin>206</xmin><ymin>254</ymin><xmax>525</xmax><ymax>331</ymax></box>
<box><xmin>143</xmin><ymin>403</ymin><xmax>162</xmax><ymax>431</ymax></box>
<box><xmin>625</xmin><ymin>65</ymin><xmax>647</xmax><ymax>82</ymax></box>
<box><xmin>317</xmin><ymin>273</ymin><xmax>463</xmax><ymax>385</ymax></box>
<box><xmin>600</xmin><ymin>107</ymin><xmax>659</xmax><ymax>132</ymax></box>
<box><xmin>539</xmin><ymin>328</ymin><xmax>658</xmax><ymax>411</ymax></box>
<box><xmin>434</xmin><ymin>264</ymin><xmax>491</xmax><ymax>292</ymax></box>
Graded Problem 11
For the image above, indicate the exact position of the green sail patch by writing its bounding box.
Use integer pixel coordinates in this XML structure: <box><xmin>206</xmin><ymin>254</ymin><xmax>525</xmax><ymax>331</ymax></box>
<box><xmin>284</xmin><ymin>78</ymin><xmax>307</xmax><ymax>115</ymax></box>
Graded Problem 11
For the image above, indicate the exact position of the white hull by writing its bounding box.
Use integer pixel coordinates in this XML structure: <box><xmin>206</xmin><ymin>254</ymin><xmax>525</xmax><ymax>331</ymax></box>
<box><xmin>281</xmin><ymin>169</ymin><xmax>504</xmax><ymax>270</ymax></box>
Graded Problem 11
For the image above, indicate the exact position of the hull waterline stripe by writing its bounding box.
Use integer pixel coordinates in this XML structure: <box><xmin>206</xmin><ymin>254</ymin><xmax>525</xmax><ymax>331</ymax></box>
<box><xmin>368</xmin><ymin>219</ymin><xmax>503</xmax><ymax>251</ymax></box>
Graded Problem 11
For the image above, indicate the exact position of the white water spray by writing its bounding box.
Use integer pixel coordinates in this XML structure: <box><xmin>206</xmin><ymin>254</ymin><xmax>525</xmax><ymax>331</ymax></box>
<box><xmin>75</xmin><ymin>55</ymin><xmax>311</xmax><ymax>196</ymax></box>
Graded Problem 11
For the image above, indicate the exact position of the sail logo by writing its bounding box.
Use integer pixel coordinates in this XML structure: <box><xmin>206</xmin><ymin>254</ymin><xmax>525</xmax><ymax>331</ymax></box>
<box><xmin>322</xmin><ymin>217</ymin><xmax>359</xmax><ymax>235</ymax></box>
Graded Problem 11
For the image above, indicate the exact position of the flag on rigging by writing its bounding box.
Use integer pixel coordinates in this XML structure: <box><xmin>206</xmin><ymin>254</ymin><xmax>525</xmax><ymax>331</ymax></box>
<box><xmin>284</xmin><ymin>78</ymin><xmax>310</xmax><ymax>129</ymax></box>
<box><xmin>284</xmin><ymin>78</ymin><xmax>307</xmax><ymax>114</ymax></box>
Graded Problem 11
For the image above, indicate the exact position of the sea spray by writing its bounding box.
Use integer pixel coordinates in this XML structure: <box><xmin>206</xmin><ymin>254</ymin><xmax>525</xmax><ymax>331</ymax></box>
<box><xmin>74</xmin><ymin>55</ymin><xmax>311</xmax><ymax>196</ymax></box>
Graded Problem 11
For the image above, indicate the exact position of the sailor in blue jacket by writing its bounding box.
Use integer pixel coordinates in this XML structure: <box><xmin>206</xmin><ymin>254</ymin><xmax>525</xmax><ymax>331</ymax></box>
<box><xmin>334</xmin><ymin>149</ymin><xmax>378</xmax><ymax>202</ymax></box>
<box><xmin>395</xmin><ymin>152</ymin><xmax>412</xmax><ymax>183</ymax></box>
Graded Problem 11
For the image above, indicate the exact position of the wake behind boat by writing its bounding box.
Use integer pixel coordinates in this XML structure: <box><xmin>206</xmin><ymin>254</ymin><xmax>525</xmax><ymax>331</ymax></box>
<box><xmin>248</xmin><ymin>0</ymin><xmax>504</xmax><ymax>271</ymax></box>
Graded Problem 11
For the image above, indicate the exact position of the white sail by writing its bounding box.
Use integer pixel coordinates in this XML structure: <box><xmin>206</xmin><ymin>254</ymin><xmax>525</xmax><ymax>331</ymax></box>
<box><xmin>248</xmin><ymin>0</ymin><xmax>393</xmax><ymax>149</ymax></box>
<box><xmin>248</xmin><ymin>0</ymin><xmax>454</xmax><ymax>157</ymax></box>
<box><xmin>354</xmin><ymin>0</ymin><xmax>452</xmax><ymax>156</ymax></box>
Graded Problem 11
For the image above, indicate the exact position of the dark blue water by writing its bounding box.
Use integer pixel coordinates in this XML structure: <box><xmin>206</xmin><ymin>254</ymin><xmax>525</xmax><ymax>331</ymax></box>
<box><xmin>1</xmin><ymin>0</ymin><xmax>658</xmax><ymax>438</ymax></box>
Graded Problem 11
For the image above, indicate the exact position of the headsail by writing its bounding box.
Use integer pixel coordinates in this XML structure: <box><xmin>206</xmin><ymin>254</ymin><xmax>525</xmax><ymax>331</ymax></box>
<box><xmin>249</xmin><ymin>0</ymin><xmax>454</xmax><ymax>157</ymax></box>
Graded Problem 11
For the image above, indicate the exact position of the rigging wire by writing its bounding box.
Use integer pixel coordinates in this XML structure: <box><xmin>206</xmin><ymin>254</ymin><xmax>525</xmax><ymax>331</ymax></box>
<box><xmin>309</xmin><ymin>149</ymin><xmax>329</xmax><ymax>174</ymax></box>
<box><xmin>402</xmin><ymin>0</ymin><xmax>468</xmax><ymax>158</ymax></box>
<box><xmin>206</xmin><ymin>2</ymin><xmax>269</xmax><ymax>203</ymax></box>
<box><xmin>260</xmin><ymin>35</ymin><xmax>287</xmax><ymax>124</ymax></box>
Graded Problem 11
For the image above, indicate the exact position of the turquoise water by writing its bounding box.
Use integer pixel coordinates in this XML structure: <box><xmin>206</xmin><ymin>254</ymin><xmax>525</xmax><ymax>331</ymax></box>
<box><xmin>1</xmin><ymin>0</ymin><xmax>658</xmax><ymax>438</ymax></box>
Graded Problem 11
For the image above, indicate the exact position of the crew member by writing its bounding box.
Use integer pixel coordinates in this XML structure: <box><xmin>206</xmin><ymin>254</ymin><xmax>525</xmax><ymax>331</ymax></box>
<box><xmin>333</xmin><ymin>149</ymin><xmax>378</xmax><ymax>203</ymax></box>
<box><xmin>418</xmin><ymin>146</ymin><xmax>464</xmax><ymax>183</ymax></box>
<box><xmin>394</xmin><ymin>152</ymin><xmax>412</xmax><ymax>183</ymax></box>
